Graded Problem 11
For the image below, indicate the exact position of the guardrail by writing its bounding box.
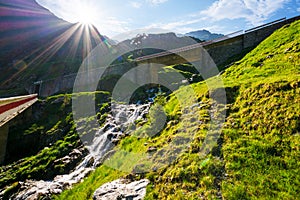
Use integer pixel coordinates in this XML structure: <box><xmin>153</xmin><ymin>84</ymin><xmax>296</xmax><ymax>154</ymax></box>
<box><xmin>0</xmin><ymin>94</ymin><xmax>37</xmax><ymax>115</ymax></box>
<box><xmin>245</xmin><ymin>17</ymin><xmax>286</xmax><ymax>33</ymax></box>
<box><xmin>134</xmin><ymin>29</ymin><xmax>245</xmax><ymax>62</ymax></box>
<box><xmin>134</xmin><ymin>16</ymin><xmax>291</xmax><ymax>62</ymax></box>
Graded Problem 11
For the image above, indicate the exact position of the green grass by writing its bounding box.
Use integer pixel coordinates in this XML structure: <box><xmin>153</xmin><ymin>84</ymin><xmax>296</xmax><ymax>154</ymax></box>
<box><xmin>0</xmin><ymin>91</ymin><xmax>111</xmax><ymax>192</ymax></box>
<box><xmin>56</xmin><ymin>19</ymin><xmax>300</xmax><ymax>199</ymax></box>
<box><xmin>0</xmin><ymin>104</ymin><xmax>79</xmax><ymax>189</ymax></box>
<box><xmin>54</xmin><ymin>165</ymin><xmax>125</xmax><ymax>200</ymax></box>
<box><xmin>3</xmin><ymin>19</ymin><xmax>300</xmax><ymax>199</ymax></box>
<box><xmin>221</xmin><ymin>81</ymin><xmax>300</xmax><ymax>199</ymax></box>
<box><xmin>54</xmin><ymin>21</ymin><xmax>300</xmax><ymax>199</ymax></box>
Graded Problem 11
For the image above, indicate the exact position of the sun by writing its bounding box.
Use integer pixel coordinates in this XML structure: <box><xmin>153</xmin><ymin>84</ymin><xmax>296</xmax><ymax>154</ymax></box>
<box><xmin>75</xmin><ymin>3</ymin><xmax>97</xmax><ymax>25</ymax></box>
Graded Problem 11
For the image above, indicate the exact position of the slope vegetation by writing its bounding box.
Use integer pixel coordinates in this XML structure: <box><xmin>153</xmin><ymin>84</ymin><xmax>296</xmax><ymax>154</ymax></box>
<box><xmin>1</xmin><ymin>19</ymin><xmax>299</xmax><ymax>199</ymax></box>
<box><xmin>56</xmin><ymin>19</ymin><xmax>299</xmax><ymax>199</ymax></box>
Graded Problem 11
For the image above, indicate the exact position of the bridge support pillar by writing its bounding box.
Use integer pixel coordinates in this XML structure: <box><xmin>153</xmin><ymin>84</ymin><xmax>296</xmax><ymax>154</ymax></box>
<box><xmin>149</xmin><ymin>62</ymin><xmax>158</xmax><ymax>83</ymax></box>
<box><xmin>0</xmin><ymin>124</ymin><xmax>9</xmax><ymax>164</ymax></box>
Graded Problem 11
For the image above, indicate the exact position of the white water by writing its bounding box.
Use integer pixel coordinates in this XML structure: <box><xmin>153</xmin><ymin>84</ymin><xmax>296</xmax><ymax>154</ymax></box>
<box><xmin>14</xmin><ymin>103</ymin><xmax>150</xmax><ymax>200</ymax></box>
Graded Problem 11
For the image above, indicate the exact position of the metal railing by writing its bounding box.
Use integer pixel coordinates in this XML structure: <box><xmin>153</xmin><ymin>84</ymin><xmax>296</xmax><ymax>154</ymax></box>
<box><xmin>245</xmin><ymin>17</ymin><xmax>286</xmax><ymax>33</ymax></box>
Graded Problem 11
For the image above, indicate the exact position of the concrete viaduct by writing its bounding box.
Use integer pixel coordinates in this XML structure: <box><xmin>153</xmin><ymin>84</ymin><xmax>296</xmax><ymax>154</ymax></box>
<box><xmin>31</xmin><ymin>15</ymin><xmax>300</xmax><ymax>97</ymax></box>
<box><xmin>1</xmin><ymin>15</ymin><xmax>299</xmax><ymax>164</ymax></box>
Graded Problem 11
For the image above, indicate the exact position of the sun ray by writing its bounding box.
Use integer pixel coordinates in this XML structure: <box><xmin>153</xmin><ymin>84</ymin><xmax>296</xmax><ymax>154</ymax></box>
<box><xmin>1</xmin><ymin>24</ymin><xmax>81</xmax><ymax>86</ymax></box>
<box><xmin>0</xmin><ymin>1</ymin><xmax>113</xmax><ymax>88</ymax></box>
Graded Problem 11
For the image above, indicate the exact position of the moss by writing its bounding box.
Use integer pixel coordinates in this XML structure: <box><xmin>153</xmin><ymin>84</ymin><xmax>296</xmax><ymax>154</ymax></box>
<box><xmin>0</xmin><ymin>92</ymin><xmax>111</xmax><ymax>190</ymax></box>
<box><xmin>54</xmin><ymin>166</ymin><xmax>124</xmax><ymax>200</ymax></box>
<box><xmin>3</xmin><ymin>19</ymin><xmax>300</xmax><ymax>200</ymax></box>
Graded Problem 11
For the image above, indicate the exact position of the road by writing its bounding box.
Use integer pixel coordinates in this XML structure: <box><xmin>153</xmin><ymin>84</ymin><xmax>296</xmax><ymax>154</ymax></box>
<box><xmin>0</xmin><ymin>94</ymin><xmax>38</xmax><ymax>127</ymax></box>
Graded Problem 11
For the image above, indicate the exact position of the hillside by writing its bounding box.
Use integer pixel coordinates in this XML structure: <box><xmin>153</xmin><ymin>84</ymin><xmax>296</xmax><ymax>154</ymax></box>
<box><xmin>57</xmin><ymin>18</ymin><xmax>299</xmax><ymax>199</ymax></box>
<box><xmin>0</xmin><ymin>15</ymin><xmax>299</xmax><ymax>200</ymax></box>
<box><xmin>0</xmin><ymin>0</ymin><xmax>106</xmax><ymax>97</ymax></box>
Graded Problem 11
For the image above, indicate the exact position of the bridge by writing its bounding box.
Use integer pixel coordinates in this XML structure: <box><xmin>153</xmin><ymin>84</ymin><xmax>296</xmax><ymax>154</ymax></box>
<box><xmin>0</xmin><ymin>94</ymin><xmax>38</xmax><ymax>164</ymax></box>
<box><xmin>134</xmin><ymin>16</ymin><xmax>299</xmax><ymax>65</ymax></box>
<box><xmin>30</xmin><ymin>15</ymin><xmax>300</xmax><ymax>97</ymax></box>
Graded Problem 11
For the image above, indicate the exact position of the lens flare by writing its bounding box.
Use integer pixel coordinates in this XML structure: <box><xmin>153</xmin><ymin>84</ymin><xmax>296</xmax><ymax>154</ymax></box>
<box><xmin>76</xmin><ymin>4</ymin><xmax>97</xmax><ymax>25</ymax></box>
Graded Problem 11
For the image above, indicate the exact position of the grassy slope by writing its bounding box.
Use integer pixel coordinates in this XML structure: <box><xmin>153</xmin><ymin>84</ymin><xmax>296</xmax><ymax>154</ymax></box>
<box><xmin>0</xmin><ymin>95</ymin><xmax>77</xmax><ymax>190</ymax></box>
<box><xmin>0</xmin><ymin>92</ymin><xmax>111</xmax><ymax>198</ymax></box>
<box><xmin>57</xmin><ymin>20</ymin><xmax>299</xmax><ymax>199</ymax></box>
<box><xmin>220</xmin><ymin>20</ymin><xmax>300</xmax><ymax>199</ymax></box>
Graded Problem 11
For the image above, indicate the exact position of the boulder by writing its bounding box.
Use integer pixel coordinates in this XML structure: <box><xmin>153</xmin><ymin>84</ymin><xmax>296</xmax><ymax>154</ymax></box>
<box><xmin>93</xmin><ymin>179</ymin><xmax>149</xmax><ymax>200</ymax></box>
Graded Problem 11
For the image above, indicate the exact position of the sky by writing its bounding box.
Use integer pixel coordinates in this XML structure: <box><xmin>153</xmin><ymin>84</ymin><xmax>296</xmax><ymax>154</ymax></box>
<box><xmin>36</xmin><ymin>0</ymin><xmax>300</xmax><ymax>40</ymax></box>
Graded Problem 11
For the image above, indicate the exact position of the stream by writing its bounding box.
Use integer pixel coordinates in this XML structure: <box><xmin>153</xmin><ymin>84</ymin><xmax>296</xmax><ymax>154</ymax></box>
<box><xmin>13</xmin><ymin>103</ymin><xmax>150</xmax><ymax>200</ymax></box>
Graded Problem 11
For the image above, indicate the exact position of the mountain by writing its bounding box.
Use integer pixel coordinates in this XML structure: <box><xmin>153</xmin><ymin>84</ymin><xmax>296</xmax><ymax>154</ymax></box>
<box><xmin>0</xmin><ymin>0</ymin><xmax>107</xmax><ymax>97</ymax></box>
<box><xmin>0</xmin><ymin>0</ymin><xmax>69</xmax><ymax>65</ymax></box>
<box><xmin>118</xmin><ymin>32</ymin><xmax>201</xmax><ymax>59</ymax></box>
<box><xmin>0</xmin><ymin>16</ymin><xmax>299</xmax><ymax>199</ymax></box>
<box><xmin>185</xmin><ymin>29</ymin><xmax>224</xmax><ymax>41</ymax></box>
<box><xmin>121</xmin><ymin>32</ymin><xmax>195</xmax><ymax>47</ymax></box>
<box><xmin>56</xmin><ymin>19</ymin><xmax>300</xmax><ymax>199</ymax></box>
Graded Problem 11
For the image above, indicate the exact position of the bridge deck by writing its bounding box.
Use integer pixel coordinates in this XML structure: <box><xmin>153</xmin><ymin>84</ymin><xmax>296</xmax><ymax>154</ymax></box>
<box><xmin>0</xmin><ymin>94</ymin><xmax>38</xmax><ymax>127</ymax></box>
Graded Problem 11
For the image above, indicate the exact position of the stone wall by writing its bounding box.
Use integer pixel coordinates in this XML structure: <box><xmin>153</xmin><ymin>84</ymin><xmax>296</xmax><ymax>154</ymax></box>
<box><xmin>205</xmin><ymin>35</ymin><xmax>244</xmax><ymax>66</ymax></box>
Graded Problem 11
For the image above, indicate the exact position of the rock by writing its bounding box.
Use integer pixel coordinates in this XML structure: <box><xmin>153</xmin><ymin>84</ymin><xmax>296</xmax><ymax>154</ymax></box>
<box><xmin>112</xmin><ymin>138</ymin><xmax>120</xmax><ymax>144</ymax></box>
<box><xmin>181</xmin><ymin>79</ymin><xmax>188</xmax><ymax>84</ymax></box>
<box><xmin>147</xmin><ymin>147</ymin><xmax>157</xmax><ymax>153</ymax></box>
<box><xmin>152</xmin><ymin>166</ymin><xmax>158</xmax><ymax>172</ymax></box>
<box><xmin>14</xmin><ymin>180</ymin><xmax>62</xmax><ymax>200</ymax></box>
<box><xmin>70</xmin><ymin>148</ymin><xmax>83</xmax><ymax>157</ymax></box>
<box><xmin>190</xmin><ymin>117</ymin><xmax>197</xmax><ymax>123</ymax></box>
<box><xmin>93</xmin><ymin>179</ymin><xmax>149</xmax><ymax>200</ymax></box>
<box><xmin>86</xmin><ymin>156</ymin><xmax>95</xmax><ymax>168</ymax></box>
<box><xmin>0</xmin><ymin>182</ymin><xmax>21</xmax><ymax>199</ymax></box>
<box><xmin>167</xmin><ymin>120</ymin><xmax>178</xmax><ymax>126</ymax></box>
<box><xmin>53</xmin><ymin>147</ymin><xmax>86</xmax><ymax>171</ymax></box>
<box><xmin>284</xmin><ymin>48</ymin><xmax>291</xmax><ymax>53</ymax></box>
<box><xmin>51</xmin><ymin>96</ymin><xmax>64</xmax><ymax>104</ymax></box>
<box><xmin>8</xmin><ymin>103</ymin><xmax>151</xmax><ymax>199</ymax></box>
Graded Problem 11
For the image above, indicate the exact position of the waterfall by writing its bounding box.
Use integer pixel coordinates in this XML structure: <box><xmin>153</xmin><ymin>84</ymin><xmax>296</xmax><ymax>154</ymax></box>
<box><xmin>14</xmin><ymin>103</ymin><xmax>150</xmax><ymax>200</ymax></box>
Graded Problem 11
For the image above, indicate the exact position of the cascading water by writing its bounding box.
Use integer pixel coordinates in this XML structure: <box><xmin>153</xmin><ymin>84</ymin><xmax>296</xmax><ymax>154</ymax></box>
<box><xmin>13</xmin><ymin>103</ymin><xmax>150</xmax><ymax>200</ymax></box>
<box><xmin>90</xmin><ymin>103</ymin><xmax>150</xmax><ymax>165</ymax></box>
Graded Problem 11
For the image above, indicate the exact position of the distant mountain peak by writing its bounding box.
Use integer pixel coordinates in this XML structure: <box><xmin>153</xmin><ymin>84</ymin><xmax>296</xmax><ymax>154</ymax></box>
<box><xmin>185</xmin><ymin>30</ymin><xmax>224</xmax><ymax>41</ymax></box>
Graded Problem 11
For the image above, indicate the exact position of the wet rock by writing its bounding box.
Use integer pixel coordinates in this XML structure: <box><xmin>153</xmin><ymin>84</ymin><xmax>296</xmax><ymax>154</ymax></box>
<box><xmin>10</xmin><ymin>103</ymin><xmax>151</xmax><ymax>199</ymax></box>
<box><xmin>86</xmin><ymin>156</ymin><xmax>95</xmax><ymax>168</ymax></box>
<box><xmin>93</xmin><ymin>179</ymin><xmax>149</xmax><ymax>200</ymax></box>
<box><xmin>111</xmin><ymin>138</ymin><xmax>120</xmax><ymax>144</ymax></box>
<box><xmin>0</xmin><ymin>182</ymin><xmax>21</xmax><ymax>199</ymax></box>
<box><xmin>53</xmin><ymin>147</ymin><xmax>87</xmax><ymax>173</ymax></box>
<box><xmin>70</xmin><ymin>148</ymin><xmax>83</xmax><ymax>157</ymax></box>
<box><xmin>14</xmin><ymin>180</ymin><xmax>62</xmax><ymax>200</ymax></box>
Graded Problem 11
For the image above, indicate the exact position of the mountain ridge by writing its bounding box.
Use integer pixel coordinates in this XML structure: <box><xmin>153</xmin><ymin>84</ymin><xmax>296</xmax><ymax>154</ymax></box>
<box><xmin>0</xmin><ymin>0</ymin><xmax>107</xmax><ymax>97</ymax></box>
<box><xmin>0</xmin><ymin>18</ymin><xmax>297</xmax><ymax>199</ymax></box>
<box><xmin>185</xmin><ymin>29</ymin><xmax>224</xmax><ymax>41</ymax></box>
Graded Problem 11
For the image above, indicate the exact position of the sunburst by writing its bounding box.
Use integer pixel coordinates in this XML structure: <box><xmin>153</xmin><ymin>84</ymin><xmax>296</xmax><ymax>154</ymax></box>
<box><xmin>75</xmin><ymin>3</ymin><xmax>97</xmax><ymax>25</ymax></box>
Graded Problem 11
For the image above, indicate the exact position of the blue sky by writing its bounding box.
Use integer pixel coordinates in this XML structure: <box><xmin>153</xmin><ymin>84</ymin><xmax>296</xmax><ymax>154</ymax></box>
<box><xmin>36</xmin><ymin>0</ymin><xmax>300</xmax><ymax>39</ymax></box>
